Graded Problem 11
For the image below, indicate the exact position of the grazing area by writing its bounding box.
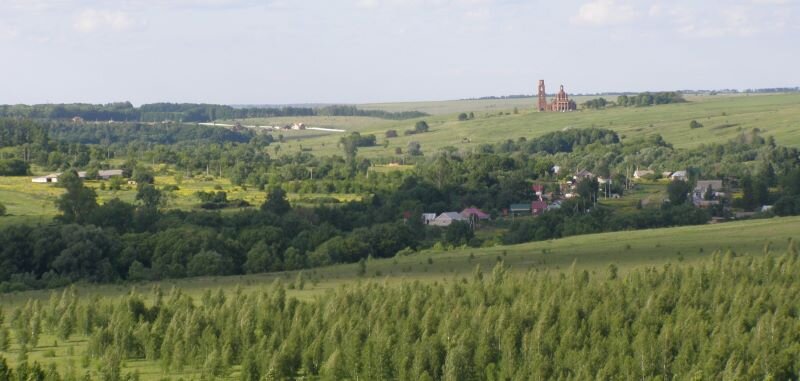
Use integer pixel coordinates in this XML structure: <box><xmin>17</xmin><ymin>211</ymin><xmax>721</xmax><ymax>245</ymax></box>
<box><xmin>259</xmin><ymin>94</ymin><xmax>800</xmax><ymax>158</ymax></box>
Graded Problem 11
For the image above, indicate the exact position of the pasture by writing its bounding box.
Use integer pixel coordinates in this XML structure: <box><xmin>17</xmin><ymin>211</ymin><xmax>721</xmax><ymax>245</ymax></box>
<box><xmin>243</xmin><ymin>93</ymin><xmax>800</xmax><ymax>158</ymax></box>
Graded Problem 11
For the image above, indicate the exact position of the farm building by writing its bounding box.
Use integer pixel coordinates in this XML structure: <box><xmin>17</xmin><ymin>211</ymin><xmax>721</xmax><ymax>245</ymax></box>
<box><xmin>76</xmin><ymin>169</ymin><xmax>124</xmax><ymax>180</ymax></box>
<box><xmin>32</xmin><ymin>173</ymin><xmax>60</xmax><ymax>183</ymax></box>
<box><xmin>461</xmin><ymin>207</ymin><xmax>490</xmax><ymax>221</ymax></box>
<box><xmin>32</xmin><ymin>169</ymin><xmax>124</xmax><ymax>183</ymax></box>
<box><xmin>430</xmin><ymin>212</ymin><xmax>466</xmax><ymax>227</ymax></box>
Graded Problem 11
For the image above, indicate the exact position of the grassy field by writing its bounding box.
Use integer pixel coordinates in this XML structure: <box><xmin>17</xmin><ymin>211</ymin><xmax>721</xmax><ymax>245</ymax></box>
<box><xmin>244</xmin><ymin>93</ymin><xmax>800</xmax><ymax>158</ymax></box>
<box><xmin>0</xmin><ymin>175</ymin><xmax>363</xmax><ymax>227</ymax></box>
<box><xmin>357</xmin><ymin>95</ymin><xmax>599</xmax><ymax>115</ymax></box>
<box><xmin>1</xmin><ymin>215</ymin><xmax>798</xmax><ymax>379</ymax></box>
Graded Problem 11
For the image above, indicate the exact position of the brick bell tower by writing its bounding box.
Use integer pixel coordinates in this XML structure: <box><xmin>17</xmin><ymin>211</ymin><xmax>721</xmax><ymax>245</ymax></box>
<box><xmin>537</xmin><ymin>80</ymin><xmax>547</xmax><ymax>112</ymax></box>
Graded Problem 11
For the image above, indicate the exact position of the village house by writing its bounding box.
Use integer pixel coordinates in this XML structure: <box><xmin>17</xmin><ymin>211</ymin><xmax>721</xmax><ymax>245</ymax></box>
<box><xmin>460</xmin><ymin>207</ymin><xmax>490</xmax><ymax>221</ymax></box>
<box><xmin>633</xmin><ymin>169</ymin><xmax>654</xmax><ymax>179</ymax></box>
<box><xmin>509</xmin><ymin>203</ymin><xmax>531</xmax><ymax>216</ymax></box>
<box><xmin>693</xmin><ymin>180</ymin><xmax>724</xmax><ymax>208</ymax></box>
<box><xmin>421</xmin><ymin>213</ymin><xmax>437</xmax><ymax>225</ymax></box>
<box><xmin>693</xmin><ymin>180</ymin><xmax>724</xmax><ymax>199</ymax></box>
<box><xmin>531</xmin><ymin>201</ymin><xmax>548</xmax><ymax>216</ymax></box>
<box><xmin>430</xmin><ymin>212</ymin><xmax>466</xmax><ymax>227</ymax></box>
<box><xmin>670</xmin><ymin>170</ymin><xmax>688</xmax><ymax>181</ymax></box>
<box><xmin>574</xmin><ymin>169</ymin><xmax>595</xmax><ymax>180</ymax></box>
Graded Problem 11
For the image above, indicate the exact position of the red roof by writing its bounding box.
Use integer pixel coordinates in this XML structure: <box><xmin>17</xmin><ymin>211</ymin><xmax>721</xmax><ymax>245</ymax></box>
<box><xmin>531</xmin><ymin>201</ymin><xmax>548</xmax><ymax>210</ymax></box>
<box><xmin>461</xmin><ymin>207</ymin><xmax>490</xmax><ymax>220</ymax></box>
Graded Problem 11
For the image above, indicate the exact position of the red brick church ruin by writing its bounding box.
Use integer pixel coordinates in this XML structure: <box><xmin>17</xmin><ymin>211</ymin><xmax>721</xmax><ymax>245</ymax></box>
<box><xmin>537</xmin><ymin>80</ymin><xmax>577</xmax><ymax>112</ymax></box>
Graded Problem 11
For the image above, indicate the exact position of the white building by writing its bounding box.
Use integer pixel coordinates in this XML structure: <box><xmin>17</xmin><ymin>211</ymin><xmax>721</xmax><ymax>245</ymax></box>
<box><xmin>32</xmin><ymin>173</ymin><xmax>60</xmax><ymax>183</ymax></box>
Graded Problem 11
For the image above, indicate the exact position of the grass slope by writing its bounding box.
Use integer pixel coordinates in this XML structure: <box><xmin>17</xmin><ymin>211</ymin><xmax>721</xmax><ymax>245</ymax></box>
<box><xmin>3</xmin><ymin>215</ymin><xmax>797</xmax><ymax>307</ymax></box>
<box><xmin>1</xmin><ymin>216</ymin><xmax>798</xmax><ymax>379</ymax></box>
<box><xmin>256</xmin><ymin>93</ymin><xmax>800</xmax><ymax>158</ymax></box>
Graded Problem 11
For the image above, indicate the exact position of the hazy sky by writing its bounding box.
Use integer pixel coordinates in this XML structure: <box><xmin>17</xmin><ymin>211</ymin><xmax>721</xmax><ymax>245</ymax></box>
<box><xmin>0</xmin><ymin>0</ymin><xmax>797</xmax><ymax>105</ymax></box>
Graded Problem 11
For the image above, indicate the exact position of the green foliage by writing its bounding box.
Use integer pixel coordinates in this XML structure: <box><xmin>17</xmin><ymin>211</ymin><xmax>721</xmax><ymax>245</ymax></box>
<box><xmin>0</xmin><ymin>159</ymin><xmax>29</xmax><ymax>176</ymax></box>
<box><xmin>689</xmin><ymin>119</ymin><xmax>704</xmax><ymax>129</ymax></box>
<box><xmin>443</xmin><ymin>221</ymin><xmax>474</xmax><ymax>246</ymax></box>
<box><xmin>55</xmin><ymin>170</ymin><xmax>98</xmax><ymax>224</ymax></box>
<box><xmin>0</xmin><ymin>203</ymin><xmax>5</xmax><ymax>217</ymax></box>
<box><xmin>581</xmin><ymin>97</ymin><xmax>608</xmax><ymax>109</ymax></box>
<box><xmin>667</xmin><ymin>180</ymin><xmax>691</xmax><ymax>205</ymax></box>
<box><xmin>617</xmin><ymin>92</ymin><xmax>685</xmax><ymax>107</ymax></box>
<box><xmin>5</xmin><ymin>252</ymin><xmax>800</xmax><ymax>380</ymax></box>
<box><xmin>261</xmin><ymin>186</ymin><xmax>290</xmax><ymax>215</ymax></box>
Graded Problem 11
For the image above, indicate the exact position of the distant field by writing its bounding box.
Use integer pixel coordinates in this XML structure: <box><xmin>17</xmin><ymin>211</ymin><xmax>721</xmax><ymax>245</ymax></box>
<box><xmin>357</xmin><ymin>95</ymin><xmax>600</xmax><ymax>115</ymax></box>
<box><xmin>243</xmin><ymin>93</ymin><xmax>800</xmax><ymax>158</ymax></box>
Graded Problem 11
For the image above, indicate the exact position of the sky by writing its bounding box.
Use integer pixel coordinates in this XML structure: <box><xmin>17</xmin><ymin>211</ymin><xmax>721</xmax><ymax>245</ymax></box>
<box><xmin>0</xmin><ymin>0</ymin><xmax>798</xmax><ymax>105</ymax></box>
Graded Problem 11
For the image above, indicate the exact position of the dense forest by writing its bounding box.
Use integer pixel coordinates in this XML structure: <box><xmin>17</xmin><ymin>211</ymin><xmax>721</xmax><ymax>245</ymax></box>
<box><xmin>1</xmin><ymin>249</ymin><xmax>799</xmax><ymax>380</ymax></box>
<box><xmin>0</xmin><ymin>103</ymin><xmax>427</xmax><ymax>123</ymax></box>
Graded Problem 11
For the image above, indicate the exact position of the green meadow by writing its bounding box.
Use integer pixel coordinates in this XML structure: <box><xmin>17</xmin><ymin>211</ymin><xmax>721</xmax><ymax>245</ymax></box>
<box><xmin>250</xmin><ymin>93</ymin><xmax>800</xmax><ymax>158</ymax></box>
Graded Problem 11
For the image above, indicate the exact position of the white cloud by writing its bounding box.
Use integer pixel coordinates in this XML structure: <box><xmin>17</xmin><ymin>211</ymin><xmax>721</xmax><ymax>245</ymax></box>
<box><xmin>73</xmin><ymin>9</ymin><xmax>135</xmax><ymax>32</ymax></box>
<box><xmin>571</xmin><ymin>0</ymin><xmax>638</xmax><ymax>26</ymax></box>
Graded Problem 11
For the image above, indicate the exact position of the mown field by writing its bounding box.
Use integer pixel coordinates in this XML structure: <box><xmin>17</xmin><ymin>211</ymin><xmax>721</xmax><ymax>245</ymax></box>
<box><xmin>243</xmin><ymin>93</ymin><xmax>800</xmax><ymax>158</ymax></box>
<box><xmin>1</xmin><ymin>216</ymin><xmax>798</xmax><ymax>379</ymax></box>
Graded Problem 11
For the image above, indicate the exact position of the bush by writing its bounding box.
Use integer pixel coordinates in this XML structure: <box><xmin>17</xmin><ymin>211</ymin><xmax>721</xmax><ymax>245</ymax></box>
<box><xmin>690</xmin><ymin>120</ymin><xmax>704</xmax><ymax>129</ymax></box>
<box><xmin>0</xmin><ymin>202</ymin><xmax>5</xmax><ymax>217</ymax></box>
<box><xmin>385</xmin><ymin>130</ymin><xmax>398</xmax><ymax>138</ymax></box>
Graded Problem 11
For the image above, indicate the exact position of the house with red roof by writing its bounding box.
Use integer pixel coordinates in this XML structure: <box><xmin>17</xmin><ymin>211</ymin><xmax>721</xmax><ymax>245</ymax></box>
<box><xmin>460</xmin><ymin>207</ymin><xmax>490</xmax><ymax>221</ymax></box>
<box><xmin>531</xmin><ymin>201</ymin><xmax>548</xmax><ymax>216</ymax></box>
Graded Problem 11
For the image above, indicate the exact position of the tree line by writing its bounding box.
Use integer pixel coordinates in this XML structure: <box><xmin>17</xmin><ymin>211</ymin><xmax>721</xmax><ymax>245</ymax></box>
<box><xmin>0</xmin><ymin>103</ymin><xmax>427</xmax><ymax>123</ymax></box>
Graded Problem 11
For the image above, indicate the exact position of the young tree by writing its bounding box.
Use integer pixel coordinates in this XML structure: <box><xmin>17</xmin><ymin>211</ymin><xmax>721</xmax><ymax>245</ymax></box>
<box><xmin>261</xmin><ymin>186</ymin><xmax>291</xmax><ymax>215</ymax></box>
<box><xmin>414</xmin><ymin>121</ymin><xmax>429</xmax><ymax>133</ymax></box>
<box><xmin>55</xmin><ymin>170</ymin><xmax>98</xmax><ymax>224</ymax></box>
<box><xmin>667</xmin><ymin>180</ymin><xmax>691</xmax><ymax>205</ymax></box>
<box><xmin>407</xmin><ymin>141</ymin><xmax>422</xmax><ymax>156</ymax></box>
